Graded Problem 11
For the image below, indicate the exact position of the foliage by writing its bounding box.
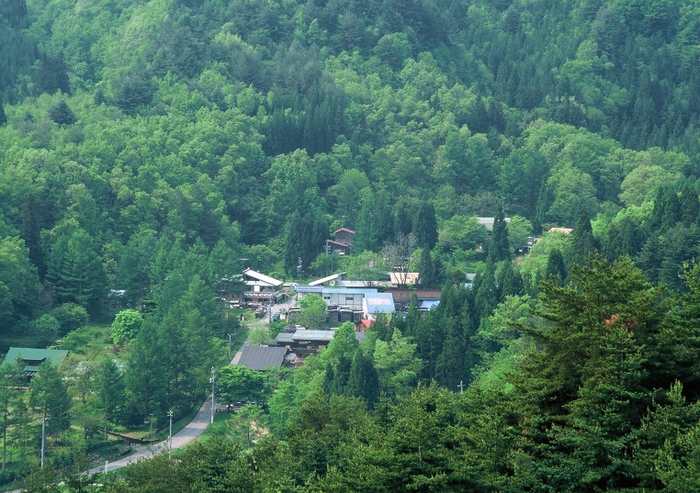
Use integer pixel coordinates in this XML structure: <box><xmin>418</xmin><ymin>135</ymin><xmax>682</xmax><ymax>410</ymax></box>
<box><xmin>298</xmin><ymin>293</ymin><xmax>328</xmax><ymax>330</ymax></box>
<box><xmin>111</xmin><ymin>309</ymin><xmax>143</xmax><ymax>345</ymax></box>
<box><xmin>217</xmin><ymin>365</ymin><xmax>266</xmax><ymax>405</ymax></box>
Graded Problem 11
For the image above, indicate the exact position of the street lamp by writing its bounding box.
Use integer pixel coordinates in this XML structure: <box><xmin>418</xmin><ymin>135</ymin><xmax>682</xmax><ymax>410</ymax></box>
<box><xmin>210</xmin><ymin>367</ymin><xmax>215</xmax><ymax>424</ymax></box>
<box><xmin>168</xmin><ymin>410</ymin><xmax>174</xmax><ymax>459</ymax></box>
<box><xmin>41</xmin><ymin>416</ymin><xmax>49</xmax><ymax>468</ymax></box>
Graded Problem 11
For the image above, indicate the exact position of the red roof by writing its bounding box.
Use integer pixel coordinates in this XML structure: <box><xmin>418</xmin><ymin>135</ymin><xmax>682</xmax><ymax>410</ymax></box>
<box><xmin>327</xmin><ymin>239</ymin><xmax>349</xmax><ymax>247</ymax></box>
<box><xmin>334</xmin><ymin>228</ymin><xmax>355</xmax><ymax>235</ymax></box>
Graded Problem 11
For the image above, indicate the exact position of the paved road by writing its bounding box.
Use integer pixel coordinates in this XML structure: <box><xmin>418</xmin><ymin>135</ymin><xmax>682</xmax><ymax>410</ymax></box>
<box><xmin>231</xmin><ymin>295</ymin><xmax>296</xmax><ymax>365</ymax></box>
<box><xmin>92</xmin><ymin>396</ymin><xmax>214</xmax><ymax>475</ymax></box>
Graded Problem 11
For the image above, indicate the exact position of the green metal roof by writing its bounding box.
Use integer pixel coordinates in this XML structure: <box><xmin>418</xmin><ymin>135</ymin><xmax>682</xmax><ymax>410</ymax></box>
<box><xmin>2</xmin><ymin>347</ymin><xmax>69</xmax><ymax>374</ymax></box>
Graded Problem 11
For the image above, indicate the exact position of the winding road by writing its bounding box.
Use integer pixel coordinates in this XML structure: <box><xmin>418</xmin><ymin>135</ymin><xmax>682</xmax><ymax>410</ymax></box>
<box><xmin>91</xmin><ymin>396</ymin><xmax>214</xmax><ymax>475</ymax></box>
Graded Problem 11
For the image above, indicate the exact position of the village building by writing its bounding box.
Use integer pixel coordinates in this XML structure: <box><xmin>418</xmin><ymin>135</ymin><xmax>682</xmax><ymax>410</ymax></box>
<box><xmin>236</xmin><ymin>346</ymin><xmax>288</xmax><ymax>371</ymax></box>
<box><xmin>2</xmin><ymin>347</ymin><xmax>69</xmax><ymax>379</ymax></box>
<box><xmin>324</xmin><ymin>228</ymin><xmax>355</xmax><ymax>255</ymax></box>
<box><xmin>241</xmin><ymin>268</ymin><xmax>284</xmax><ymax>306</ymax></box>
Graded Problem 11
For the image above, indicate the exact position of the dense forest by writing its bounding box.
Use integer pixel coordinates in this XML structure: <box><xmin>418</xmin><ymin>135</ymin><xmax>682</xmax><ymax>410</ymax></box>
<box><xmin>3</xmin><ymin>0</ymin><xmax>700</xmax><ymax>490</ymax></box>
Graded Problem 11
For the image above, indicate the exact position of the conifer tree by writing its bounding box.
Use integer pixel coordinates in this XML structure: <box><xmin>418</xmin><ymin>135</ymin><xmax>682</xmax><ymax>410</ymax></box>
<box><xmin>488</xmin><ymin>209</ymin><xmax>511</xmax><ymax>262</ymax></box>
<box><xmin>48</xmin><ymin>229</ymin><xmax>107</xmax><ymax>317</ymax></box>
<box><xmin>545</xmin><ymin>248</ymin><xmax>567</xmax><ymax>284</ymax></box>
<box><xmin>48</xmin><ymin>99</ymin><xmax>76</xmax><ymax>125</ymax></box>
<box><xmin>413</xmin><ymin>202</ymin><xmax>438</xmax><ymax>250</ymax></box>
<box><xmin>568</xmin><ymin>209</ymin><xmax>597</xmax><ymax>268</ymax></box>
<box><xmin>347</xmin><ymin>350</ymin><xmax>380</xmax><ymax>410</ymax></box>
<box><xmin>29</xmin><ymin>361</ymin><xmax>71</xmax><ymax>439</ymax></box>
<box><xmin>19</xmin><ymin>194</ymin><xmax>45</xmax><ymax>278</ymax></box>
<box><xmin>417</xmin><ymin>247</ymin><xmax>437</xmax><ymax>288</ymax></box>
<box><xmin>0</xmin><ymin>103</ymin><xmax>6</xmax><ymax>126</ymax></box>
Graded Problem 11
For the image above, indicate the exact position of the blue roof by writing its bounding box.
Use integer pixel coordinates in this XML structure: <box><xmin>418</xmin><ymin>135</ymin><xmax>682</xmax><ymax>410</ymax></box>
<box><xmin>365</xmin><ymin>293</ymin><xmax>395</xmax><ymax>313</ymax></box>
<box><xmin>296</xmin><ymin>286</ymin><xmax>378</xmax><ymax>295</ymax></box>
<box><xmin>322</xmin><ymin>287</ymin><xmax>378</xmax><ymax>295</ymax></box>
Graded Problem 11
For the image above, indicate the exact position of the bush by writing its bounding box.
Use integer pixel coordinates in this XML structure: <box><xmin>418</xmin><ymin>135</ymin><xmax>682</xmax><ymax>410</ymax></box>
<box><xmin>50</xmin><ymin>303</ymin><xmax>89</xmax><ymax>336</ymax></box>
<box><xmin>111</xmin><ymin>309</ymin><xmax>143</xmax><ymax>345</ymax></box>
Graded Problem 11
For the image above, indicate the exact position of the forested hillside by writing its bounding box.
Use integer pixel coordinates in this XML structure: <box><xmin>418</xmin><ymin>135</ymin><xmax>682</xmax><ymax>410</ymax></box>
<box><xmin>3</xmin><ymin>0</ymin><xmax>700</xmax><ymax>490</ymax></box>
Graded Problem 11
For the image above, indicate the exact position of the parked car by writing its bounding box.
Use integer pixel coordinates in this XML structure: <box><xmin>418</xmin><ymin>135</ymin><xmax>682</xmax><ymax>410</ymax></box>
<box><xmin>272</xmin><ymin>312</ymin><xmax>280</xmax><ymax>322</ymax></box>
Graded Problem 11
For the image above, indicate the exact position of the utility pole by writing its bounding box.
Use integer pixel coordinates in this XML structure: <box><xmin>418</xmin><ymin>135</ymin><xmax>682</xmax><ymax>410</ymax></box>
<box><xmin>457</xmin><ymin>380</ymin><xmax>464</xmax><ymax>393</ymax></box>
<box><xmin>210</xmin><ymin>367</ymin><xmax>215</xmax><ymax>424</ymax></box>
<box><xmin>40</xmin><ymin>415</ymin><xmax>47</xmax><ymax>468</ymax></box>
<box><xmin>168</xmin><ymin>410</ymin><xmax>173</xmax><ymax>459</ymax></box>
<box><xmin>227</xmin><ymin>333</ymin><xmax>232</xmax><ymax>361</ymax></box>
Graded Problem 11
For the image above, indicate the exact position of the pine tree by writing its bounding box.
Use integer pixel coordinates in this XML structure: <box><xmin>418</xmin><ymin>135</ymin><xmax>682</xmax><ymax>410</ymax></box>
<box><xmin>19</xmin><ymin>194</ymin><xmax>45</xmax><ymax>278</ymax></box>
<box><xmin>568</xmin><ymin>209</ymin><xmax>597</xmax><ymax>268</ymax></box>
<box><xmin>48</xmin><ymin>229</ymin><xmax>107</xmax><ymax>317</ymax></box>
<box><xmin>680</xmin><ymin>183</ymin><xmax>699</xmax><ymax>227</ymax></box>
<box><xmin>29</xmin><ymin>361</ymin><xmax>71</xmax><ymax>439</ymax></box>
<box><xmin>0</xmin><ymin>103</ymin><xmax>6</xmax><ymax>126</ymax></box>
<box><xmin>48</xmin><ymin>100</ymin><xmax>76</xmax><ymax>125</ymax></box>
<box><xmin>545</xmin><ymin>248</ymin><xmax>567</xmax><ymax>284</ymax></box>
<box><xmin>413</xmin><ymin>202</ymin><xmax>438</xmax><ymax>250</ymax></box>
<box><xmin>417</xmin><ymin>248</ymin><xmax>437</xmax><ymax>288</ymax></box>
<box><xmin>499</xmin><ymin>260</ymin><xmax>523</xmax><ymax>299</ymax></box>
<box><xmin>346</xmin><ymin>350</ymin><xmax>380</xmax><ymax>410</ymax></box>
<box><xmin>488</xmin><ymin>209</ymin><xmax>511</xmax><ymax>261</ymax></box>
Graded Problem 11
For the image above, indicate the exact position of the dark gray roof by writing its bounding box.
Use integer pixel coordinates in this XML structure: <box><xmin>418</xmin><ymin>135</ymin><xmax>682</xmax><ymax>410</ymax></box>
<box><xmin>237</xmin><ymin>346</ymin><xmax>288</xmax><ymax>371</ymax></box>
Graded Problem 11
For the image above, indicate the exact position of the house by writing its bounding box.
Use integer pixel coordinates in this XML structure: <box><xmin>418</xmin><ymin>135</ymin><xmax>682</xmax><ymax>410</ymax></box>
<box><xmin>324</xmin><ymin>228</ymin><xmax>355</xmax><ymax>256</ymax></box>
<box><xmin>241</xmin><ymin>268</ymin><xmax>284</xmax><ymax>306</ymax></box>
<box><xmin>296</xmin><ymin>286</ymin><xmax>378</xmax><ymax>310</ymax></box>
<box><xmin>477</xmin><ymin>217</ymin><xmax>511</xmax><ymax>231</ymax></box>
<box><xmin>334</xmin><ymin>228</ymin><xmax>354</xmax><ymax>247</ymax></box>
<box><xmin>270</xmin><ymin>327</ymin><xmax>365</xmax><ymax>357</ymax></box>
<box><xmin>236</xmin><ymin>346</ymin><xmax>288</xmax><ymax>371</ymax></box>
<box><xmin>2</xmin><ymin>347</ymin><xmax>69</xmax><ymax>379</ymax></box>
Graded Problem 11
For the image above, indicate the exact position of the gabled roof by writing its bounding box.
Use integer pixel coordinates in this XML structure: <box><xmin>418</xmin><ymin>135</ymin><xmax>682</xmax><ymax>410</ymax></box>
<box><xmin>334</xmin><ymin>228</ymin><xmax>355</xmax><ymax>235</ymax></box>
<box><xmin>243</xmin><ymin>268</ymin><xmax>283</xmax><ymax>287</ymax></box>
<box><xmin>3</xmin><ymin>347</ymin><xmax>69</xmax><ymax>374</ymax></box>
<box><xmin>237</xmin><ymin>346</ymin><xmax>288</xmax><ymax>371</ymax></box>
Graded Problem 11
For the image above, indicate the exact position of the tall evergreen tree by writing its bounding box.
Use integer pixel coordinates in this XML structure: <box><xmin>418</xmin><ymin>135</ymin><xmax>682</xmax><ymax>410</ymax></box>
<box><xmin>545</xmin><ymin>248</ymin><xmax>567</xmax><ymax>284</ymax></box>
<box><xmin>680</xmin><ymin>183</ymin><xmax>700</xmax><ymax>227</ymax></box>
<box><xmin>0</xmin><ymin>103</ymin><xmax>6</xmax><ymax>126</ymax></box>
<box><xmin>417</xmin><ymin>247</ymin><xmax>437</xmax><ymax>288</ymax></box>
<box><xmin>48</xmin><ymin>100</ymin><xmax>76</xmax><ymax>125</ymax></box>
<box><xmin>413</xmin><ymin>202</ymin><xmax>438</xmax><ymax>250</ymax></box>
<box><xmin>29</xmin><ymin>361</ymin><xmax>71</xmax><ymax>439</ymax></box>
<box><xmin>346</xmin><ymin>350</ymin><xmax>380</xmax><ymax>410</ymax></box>
<box><xmin>651</xmin><ymin>185</ymin><xmax>681</xmax><ymax>233</ymax></box>
<box><xmin>19</xmin><ymin>194</ymin><xmax>45</xmax><ymax>279</ymax></box>
<box><xmin>48</xmin><ymin>229</ymin><xmax>107</xmax><ymax>317</ymax></box>
<box><xmin>488</xmin><ymin>209</ymin><xmax>511</xmax><ymax>262</ymax></box>
<box><xmin>568</xmin><ymin>209</ymin><xmax>597</xmax><ymax>268</ymax></box>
